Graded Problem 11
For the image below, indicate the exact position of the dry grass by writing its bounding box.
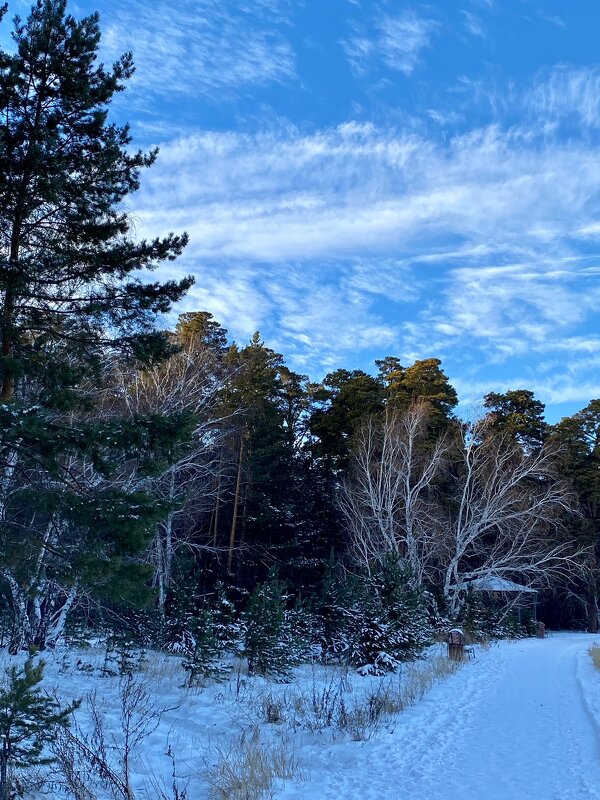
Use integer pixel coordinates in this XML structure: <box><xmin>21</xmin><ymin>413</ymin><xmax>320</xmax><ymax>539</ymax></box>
<box><xmin>589</xmin><ymin>644</ymin><xmax>600</xmax><ymax>670</ymax></box>
<box><xmin>252</xmin><ymin>652</ymin><xmax>463</xmax><ymax>742</ymax></box>
<box><xmin>206</xmin><ymin>727</ymin><xmax>300</xmax><ymax>800</ymax></box>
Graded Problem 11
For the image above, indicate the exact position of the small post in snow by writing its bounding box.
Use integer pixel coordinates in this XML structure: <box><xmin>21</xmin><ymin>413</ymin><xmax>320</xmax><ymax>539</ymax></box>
<box><xmin>536</xmin><ymin>621</ymin><xmax>546</xmax><ymax>639</ymax></box>
<box><xmin>447</xmin><ymin>628</ymin><xmax>465</xmax><ymax>661</ymax></box>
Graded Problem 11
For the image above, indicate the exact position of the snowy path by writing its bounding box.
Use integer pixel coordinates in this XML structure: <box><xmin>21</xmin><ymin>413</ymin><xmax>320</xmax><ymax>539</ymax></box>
<box><xmin>279</xmin><ymin>634</ymin><xmax>600</xmax><ymax>800</ymax></box>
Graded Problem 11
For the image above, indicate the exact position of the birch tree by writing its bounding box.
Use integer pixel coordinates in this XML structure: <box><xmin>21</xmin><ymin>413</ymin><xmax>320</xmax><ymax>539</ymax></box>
<box><xmin>340</xmin><ymin>403</ymin><xmax>448</xmax><ymax>583</ymax></box>
<box><xmin>441</xmin><ymin>417</ymin><xmax>583</xmax><ymax>615</ymax></box>
<box><xmin>341</xmin><ymin>407</ymin><xmax>584</xmax><ymax>616</ymax></box>
<box><xmin>113</xmin><ymin>332</ymin><xmax>228</xmax><ymax>616</ymax></box>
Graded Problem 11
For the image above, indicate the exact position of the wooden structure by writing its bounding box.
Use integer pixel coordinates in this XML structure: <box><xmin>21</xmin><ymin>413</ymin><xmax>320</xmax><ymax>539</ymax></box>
<box><xmin>536</xmin><ymin>621</ymin><xmax>546</xmax><ymax>639</ymax></box>
<box><xmin>459</xmin><ymin>575</ymin><xmax>539</xmax><ymax>623</ymax></box>
<box><xmin>447</xmin><ymin>628</ymin><xmax>466</xmax><ymax>661</ymax></box>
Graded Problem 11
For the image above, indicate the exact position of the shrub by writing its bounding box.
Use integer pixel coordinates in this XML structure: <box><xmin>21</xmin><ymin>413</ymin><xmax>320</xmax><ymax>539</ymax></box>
<box><xmin>242</xmin><ymin>580</ymin><xmax>293</xmax><ymax>677</ymax></box>
<box><xmin>181</xmin><ymin>608</ymin><xmax>230</xmax><ymax>686</ymax></box>
<box><xmin>320</xmin><ymin>559</ymin><xmax>432</xmax><ymax>674</ymax></box>
<box><xmin>0</xmin><ymin>655</ymin><xmax>78</xmax><ymax>800</ymax></box>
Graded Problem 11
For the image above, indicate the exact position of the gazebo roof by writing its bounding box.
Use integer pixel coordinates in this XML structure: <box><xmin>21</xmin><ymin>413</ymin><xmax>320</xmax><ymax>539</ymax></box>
<box><xmin>460</xmin><ymin>576</ymin><xmax>538</xmax><ymax>594</ymax></box>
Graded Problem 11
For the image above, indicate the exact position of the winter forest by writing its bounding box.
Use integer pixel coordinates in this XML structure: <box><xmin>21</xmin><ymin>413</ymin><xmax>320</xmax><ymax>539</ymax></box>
<box><xmin>0</xmin><ymin>1</ymin><xmax>599</xmax><ymax>799</ymax></box>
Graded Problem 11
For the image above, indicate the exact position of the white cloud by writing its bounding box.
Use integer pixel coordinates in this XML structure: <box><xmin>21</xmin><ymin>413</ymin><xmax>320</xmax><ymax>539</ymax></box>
<box><xmin>131</xmin><ymin>117</ymin><xmax>600</xmax><ymax>399</ymax></box>
<box><xmin>460</xmin><ymin>10</ymin><xmax>485</xmax><ymax>38</ymax></box>
<box><xmin>454</xmin><ymin>374</ymin><xmax>600</xmax><ymax>417</ymax></box>
<box><xmin>135</xmin><ymin>122</ymin><xmax>600</xmax><ymax>265</ymax></box>
<box><xmin>377</xmin><ymin>12</ymin><xmax>437</xmax><ymax>74</ymax></box>
<box><xmin>96</xmin><ymin>0</ymin><xmax>295</xmax><ymax>99</ymax></box>
<box><xmin>526</xmin><ymin>66</ymin><xmax>600</xmax><ymax>128</ymax></box>
<box><xmin>429</xmin><ymin>262</ymin><xmax>600</xmax><ymax>356</ymax></box>
<box><xmin>343</xmin><ymin>10</ymin><xmax>437</xmax><ymax>76</ymax></box>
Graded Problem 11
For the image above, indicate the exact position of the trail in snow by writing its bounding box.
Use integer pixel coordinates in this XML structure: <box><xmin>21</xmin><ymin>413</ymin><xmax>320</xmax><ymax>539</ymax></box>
<box><xmin>279</xmin><ymin>634</ymin><xmax>600</xmax><ymax>800</ymax></box>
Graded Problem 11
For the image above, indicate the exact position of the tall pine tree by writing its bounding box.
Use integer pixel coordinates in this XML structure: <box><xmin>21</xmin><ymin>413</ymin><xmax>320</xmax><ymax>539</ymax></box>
<box><xmin>0</xmin><ymin>0</ymin><xmax>192</xmax><ymax>651</ymax></box>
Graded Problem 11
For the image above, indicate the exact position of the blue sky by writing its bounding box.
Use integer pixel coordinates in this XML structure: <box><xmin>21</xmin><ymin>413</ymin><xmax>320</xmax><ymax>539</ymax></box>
<box><xmin>30</xmin><ymin>1</ymin><xmax>600</xmax><ymax>419</ymax></box>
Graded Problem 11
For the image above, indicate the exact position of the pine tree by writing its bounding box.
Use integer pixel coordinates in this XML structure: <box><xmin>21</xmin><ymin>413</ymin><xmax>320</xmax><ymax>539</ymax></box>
<box><xmin>0</xmin><ymin>655</ymin><xmax>78</xmax><ymax>799</ymax></box>
<box><xmin>310</xmin><ymin>369</ymin><xmax>384</xmax><ymax>472</ymax></box>
<box><xmin>484</xmin><ymin>389</ymin><xmax>548</xmax><ymax>452</ymax></box>
<box><xmin>181</xmin><ymin>608</ymin><xmax>229</xmax><ymax>686</ymax></box>
<box><xmin>0</xmin><ymin>0</ymin><xmax>192</xmax><ymax>651</ymax></box>
<box><xmin>550</xmin><ymin>400</ymin><xmax>600</xmax><ymax>631</ymax></box>
<box><xmin>377</xmin><ymin>357</ymin><xmax>458</xmax><ymax>431</ymax></box>
<box><xmin>242</xmin><ymin>580</ymin><xmax>292</xmax><ymax>677</ymax></box>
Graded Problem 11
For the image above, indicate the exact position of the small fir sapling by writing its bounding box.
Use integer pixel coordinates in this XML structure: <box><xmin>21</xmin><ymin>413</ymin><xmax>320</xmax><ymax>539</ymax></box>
<box><xmin>181</xmin><ymin>608</ymin><xmax>229</xmax><ymax>686</ymax></box>
<box><xmin>286</xmin><ymin>599</ymin><xmax>323</xmax><ymax>665</ymax></box>
<box><xmin>211</xmin><ymin>584</ymin><xmax>243</xmax><ymax>654</ymax></box>
<box><xmin>332</xmin><ymin>559</ymin><xmax>432</xmax><ymax>674</ymax></box>
<box><xmin>0</xmin><ymin>655</ymin><xmax>79</xmax><ymax>800</ymax></box>
<box><xmin>242</xmin><ymin>580</ymin><xmax>293</xmax><ymax>677</ymax></box>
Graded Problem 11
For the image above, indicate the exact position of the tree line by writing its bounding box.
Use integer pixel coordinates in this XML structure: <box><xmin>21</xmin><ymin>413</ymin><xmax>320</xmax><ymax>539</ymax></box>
<box><xmin>0</xmin><ymin>1</ymin><xmax>598</xmax><ymax>667</ymax></box>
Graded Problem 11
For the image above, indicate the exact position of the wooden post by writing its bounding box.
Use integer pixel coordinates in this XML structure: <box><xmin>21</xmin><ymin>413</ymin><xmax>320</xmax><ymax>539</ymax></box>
<box><xmin>447</xmin><ymin>628</ymin><xmax>465</xmax><ymax>661</ymax></box>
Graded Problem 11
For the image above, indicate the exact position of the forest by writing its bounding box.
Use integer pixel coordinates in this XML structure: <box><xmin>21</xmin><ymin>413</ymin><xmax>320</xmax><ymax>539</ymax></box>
<box><xmin>0</xmin><ymin>0</ymin><xmax>599</xmax><ymax>685</ymax></box>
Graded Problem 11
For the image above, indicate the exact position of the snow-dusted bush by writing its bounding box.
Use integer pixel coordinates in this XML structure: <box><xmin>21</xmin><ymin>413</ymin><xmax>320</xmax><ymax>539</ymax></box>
<box><xmin>242</xmin><ymin>580</ymin><xmax>294</xmax><ymax>677</ymax></box>
<box><xmin>319</xmin><ymin>559</ymin><xmax>433</xmax><ymax>674</ymax></box>
<box><xmin>181</xmin><ymin>609</ymin><xmax>231</xmax><ymax>686</ymax></box>
<box><xmin>167</xmin><ymin>584</ymin><xmax>240</xmax><ymax>684</ymax></box>
<box><xmin>459</xmin><ymin>588</ymin><xmax>533</xmax><ymax>641</ymax></box>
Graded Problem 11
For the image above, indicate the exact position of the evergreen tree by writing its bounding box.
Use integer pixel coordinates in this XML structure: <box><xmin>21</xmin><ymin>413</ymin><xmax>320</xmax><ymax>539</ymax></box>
<box><xmin>242</xmin><ymin>579</ymin><xmax>292</xmax><ymax>677</ymax></box>
<box><xmin>181</xmin><ymin>608</ymin><xmax>227</xmax><ymax>686</ymax></box>
<box><xmin>0</xmin><ymin>0</ymin><xmax>190</xmax><ymax>398</ymax></box>
<box><xmin>377</xmin><ymin>357</ymin><xmax>458</xmax><ymax>430</ymax></box>
<box><xmin>484</xmin><ymin>389</ymin><xmax>547</xmax><ymax>452</ymax></box>
<box><xmin>0</xmin><ymin>0</ymin><xmax>191</xmax><ymax>651</ymax></box>
<box><xmin>0</xmin><ymin>655</ymin><xmax>78</xmax><ymax>799</ymax></box>
<box><xmin>310</xmin><ymin>369</ymin><xmax>384</xmax><ymax>472</ymax></box>
<box><xmin>550</xmin><ymin>400</ymin><xmax>600</xmax><ymax>631</ymax></box>
<box><xmin>215</xmin><ymin>334</ymin><xmax>298</xmax><ymax>583</ymax></box>
<box><xmin>175</xmin><ymin>311</ymin><xmax>229</xmax><ymax>354</ymax></box>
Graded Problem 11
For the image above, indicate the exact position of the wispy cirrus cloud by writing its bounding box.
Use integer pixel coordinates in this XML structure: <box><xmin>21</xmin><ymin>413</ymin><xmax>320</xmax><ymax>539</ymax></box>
<box><xmin>460</xmin><ymin>10</ymin><xmax>485</xmax><ymax>38</ymax></box>
<box><xmin>425</xmin><ymin>261</ymin><xmax>600</xmax><ymax>357</ymax></box>
<box><xmin>526</xmin><ymin>66</ymin><xmax>600</xmax><ymax>128</ymax></box>
<box><xmin>133</xmin><ymin>116</ymin><xmax>600</xmax><ymax>397</ymax></box>
<box><xmin>343</xmin><ymin>9</ymin><xmax>437</xmax><ymax>76</ymax></box>
<box><xmin>95</xmin><ymin>0</ymin><xmax>295</xmax><ymax>99</ymax></box>
<box><xmin>136</xmin><ymin>122</ymin><xmax>600</xmax><ymax>263</ymax></box>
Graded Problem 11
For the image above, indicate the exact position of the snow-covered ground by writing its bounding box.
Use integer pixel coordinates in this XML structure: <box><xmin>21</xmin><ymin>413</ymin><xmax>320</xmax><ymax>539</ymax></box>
<box><xmin>281</xmin><ymin>633</ymin><xmax>600</xmax><ymax>800</ymax></box>
<box><xmin>6</xmin><ymin>633</ymin><xmax>600</xmax><ymax>799</ymax></box>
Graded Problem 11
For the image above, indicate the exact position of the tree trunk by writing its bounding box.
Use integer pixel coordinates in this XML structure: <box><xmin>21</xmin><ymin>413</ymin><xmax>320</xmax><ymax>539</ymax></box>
<box><xmin>587</xmin><ymin>594</ymin><xmax>599</xmax><ymax>634</ymax></box>
<box><xmin>212</xmin><ymin>457</ymin><xmax>223</xmax><ymax>548</ymax></box>
<box><xmin>0</xmin><ymin>744</ymin><xmax>9</xmax><ymax>800</ymax></box>
<box><xmin>228</xmin><ymin>436</ymin><xmax>244</xmax><ymax>572</ymax></box>
<box><xmin>42</xmin><ymin>585</ymin><xmax>78</xmax><ymax>649</ymax></box>
<box><xmin>0</xmin><ymin>287</ymin><xmax>15</xmax><ymax>402</ymax></box>
<box><xmin>6</xmin><ymin>578</ymin><xmax>32</xmax><ymax>655</ymax></box>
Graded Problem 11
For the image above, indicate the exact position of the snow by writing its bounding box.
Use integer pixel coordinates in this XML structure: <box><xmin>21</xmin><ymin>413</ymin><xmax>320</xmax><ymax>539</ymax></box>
<box><xmin>4</xmin><ymin>632</ymin><xmax>600</xmax><ymax>799</ymax></box>
<box><xmin>280</xmin><ymin>633</ymin><xmax>600</xmax><ymax>800</ymax></box>
<box><xmin>459</xmin><ymin>575</ymin><xmax>538</xmax><ymax>593</ymax></box>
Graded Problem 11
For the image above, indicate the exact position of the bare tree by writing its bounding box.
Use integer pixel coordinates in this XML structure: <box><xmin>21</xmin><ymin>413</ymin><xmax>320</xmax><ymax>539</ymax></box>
<box><xmin>53</xmin><ymin>677</ymin><xmax>178</xmax><ymax>800</ymax></box>
<box><xmin>441</xmin><ymin>418</ymin><xmax>585</xmax><ymax>615</ymax></box>
<box><xmin>341</xmin><ymin>406</ymin><xmax>586</xmax><ymax>616</ymax></box>
<box><xmin>339</xmin><ymin>402</ymin><xmax>448</xmax><ymax>583</ymax></box>
<box><xmin>112</xmin><ymin>342</ymin><xmax>231</xmax><ymax>616</ymax></box>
